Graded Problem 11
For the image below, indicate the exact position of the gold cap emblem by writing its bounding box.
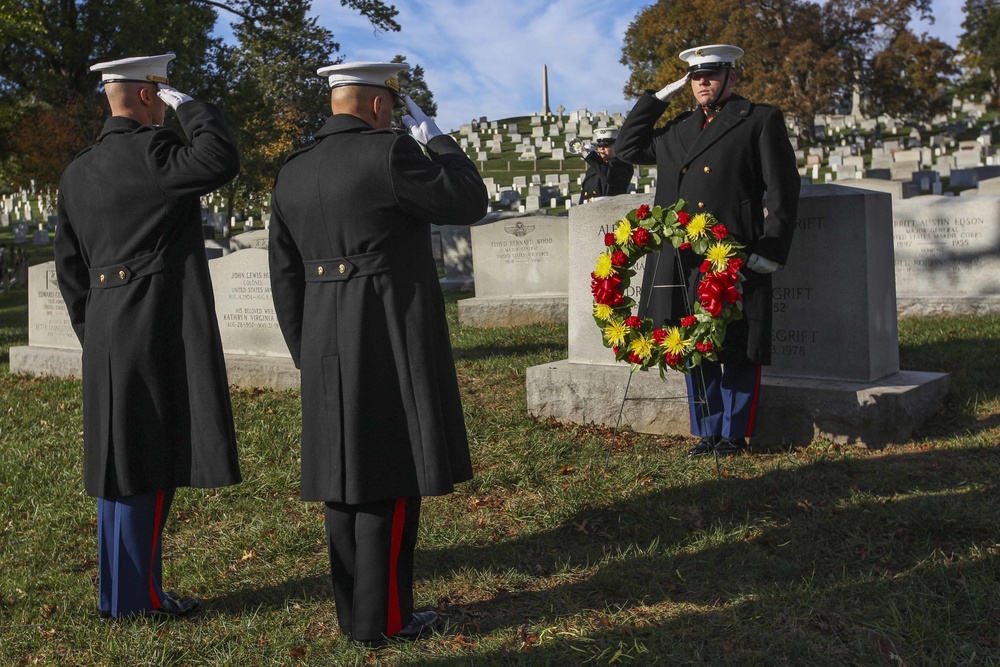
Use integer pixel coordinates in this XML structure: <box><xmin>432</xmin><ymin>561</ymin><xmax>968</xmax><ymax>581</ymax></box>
<box><xmin>384</xmin><ymin>77</ymin><xmax>400</xmax><ymax>94</ymax></box>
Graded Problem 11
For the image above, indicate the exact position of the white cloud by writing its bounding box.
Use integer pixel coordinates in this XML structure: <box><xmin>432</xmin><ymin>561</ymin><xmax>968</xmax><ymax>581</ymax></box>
<box><xmin>238</xmin><ymin>0</ymin><xmax>961</xmax><ymax>133</ymax></box>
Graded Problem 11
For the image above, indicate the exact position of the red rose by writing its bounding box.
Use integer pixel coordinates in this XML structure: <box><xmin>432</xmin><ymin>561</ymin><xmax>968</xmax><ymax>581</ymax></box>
<box><xmin>664</xmin><ymin>352</ymin><xmax>683</xmax><ymax>366</ymax></box>
<box><xmin>625</xmin><ymin>316</ymin><xmax>642</xmax><ymax>329</ymax></box>
<box><xmin>636</xmin><ymin>204</ymin><xmax>651</xmax><ymax>220</ymax></box>
<box><xmin>628</xmin><ymin>352</ymin><xmax>643</xmax><ymax>365</ymax></box>
<box><xmin>696</xmin><ymin>341</ymin><xmax>715</xmax><ymax>353</ymax></box>
<box><xmin>699</xmin><ymin>260</ymin><xmax>711</xmax><ymax>274</ymax></box>
<box><xmin>711</xmin><ymin>224</ymin><xmax>728</xmax><ymax>240</ymax></box>
<box><xmin>652</xmin><ymin>328</ymin><xmax>667</xmax><ymax>344</ymax></box>
<box><xmin>679</xmin><ymin>242</ymin><xmax>692</xmax><ymax>250</ymax></box>
<box><xmin>677</xmin><ymin>211</ymin><xmax>690</xmax><ymax>226</ymax></box>
<box><xmin>611</xmin><ymin>250</ymin><xmax>627</xmax><ymax>266</ymax></box>
<box><xmin>728</xmin><ymin>257</ymin><xmax>743</xmax><ymax>271</ymax></box>
<box><xmin>681</xmin><ymin>315</ymin><xmax>697</xmax><ymax>327</ymax></box>
<box><xmin>604</xmin><ymin>233</ymin><xmax>616</xmax><ymax>247</ymax></box>
<box><xmin>612</xmin><ymin>346</ymin><xmax>620</xmax><ymax>355</ymax></box>
<box><xmin>633</xmin><ymin>227</ymin><xmax>651</xmax><ymax>246</ymax></box>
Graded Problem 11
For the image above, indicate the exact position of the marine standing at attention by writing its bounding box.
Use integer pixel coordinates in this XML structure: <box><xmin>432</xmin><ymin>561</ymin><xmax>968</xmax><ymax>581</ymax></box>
<box><xmin>615</xmin><ymin>44</ymin><xmax>800</xmax><ymax>456</ymax></box>
<box><xmin>268</xmin><ymin>61</ymin><xmax>488</xmax><ymax>646</ymax></box>
<box><xmin>54</xmin><ymin>52</ymin><xmax>242</xmax><ymax>619</ymax></box>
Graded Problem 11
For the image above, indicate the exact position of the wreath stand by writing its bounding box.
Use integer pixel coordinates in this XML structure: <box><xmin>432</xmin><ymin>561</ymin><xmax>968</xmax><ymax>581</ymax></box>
<box><xmin>606</xmin><ymin>244</ymin><xmax>724</xmax><ymax>475</ymax></box>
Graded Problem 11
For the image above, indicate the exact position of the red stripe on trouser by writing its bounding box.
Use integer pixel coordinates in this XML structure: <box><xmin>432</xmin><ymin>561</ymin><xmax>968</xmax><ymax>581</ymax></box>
<box><xmin>745</xmin><ymin>365</ymin><xmax>762</xmax><ymax>437</ymax></box>
<box><xmin>147</xmin><ymin>490</ymin><xmax>165</xmax><ymax>610</ymax></box>
<box><xmin>386</xmin><ymin>498</ymin><xmax>407</xmax><ymax>636</ymax></box>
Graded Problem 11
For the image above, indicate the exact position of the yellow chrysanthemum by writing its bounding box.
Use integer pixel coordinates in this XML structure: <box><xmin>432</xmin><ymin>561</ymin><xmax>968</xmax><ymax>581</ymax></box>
<box><xmin>629</xmin><ymin>335</ymin><xmax>654</xmax><ymax>361</ymax></box>
<box><xmin>685</xmin><ymin>213</ymin><xmax>709</xmax><ymax>241</ymax></box>
<box><xmin>594</xmin><ymin>252</ymin><xmax>615</xmax><ymax>279</ymax></box>
<box><xmin>661</xmin><ymin>326</ymin><xmax>692</xmax><ymax>355</ymax></box>
<box><xmin>593</xmin><ymin>303</ymin><xmax>614</xmax><ymax>321</ymax></box>
<box><xmin>614</xmin><ymin>218</ymin><xmax>632</xmax><ymax>245</ymax></box>
<box><xmin>705</xmin><ymin>242</ymin><xmax>735</xmax><ymax>272</ymax></box>
<box><xmin>603</xmin><ymin>318</ymin><xmax>629</xmax><ymax>347</ymax></box>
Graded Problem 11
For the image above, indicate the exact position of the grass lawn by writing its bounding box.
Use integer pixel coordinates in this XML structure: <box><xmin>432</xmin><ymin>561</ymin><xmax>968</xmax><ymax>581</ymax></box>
<box><xmin>1</xmin><ymin>287</ymin><xmax>998</xmax><ymax>666</ymax></box>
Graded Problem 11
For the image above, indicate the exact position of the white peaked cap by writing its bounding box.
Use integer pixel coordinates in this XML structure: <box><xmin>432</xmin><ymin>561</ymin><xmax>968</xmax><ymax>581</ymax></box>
<box><xmin>678</xmin><ymin>44</ymin><xmax>744</xmax><ymax>73</ymax></box>
<box><xmin>316</xmin><ymin>61</ymin><xmax>409</xmax><ymax>96</ymax></box>
<box><xmin>91</xmin><ymin>53</ymin><xmax>176</xmax><ymax>84</ymax></box>
<box><xmin>593</xmin><ymin>127</ymin><xmax>619</xmax><ymax>145</ymax></box>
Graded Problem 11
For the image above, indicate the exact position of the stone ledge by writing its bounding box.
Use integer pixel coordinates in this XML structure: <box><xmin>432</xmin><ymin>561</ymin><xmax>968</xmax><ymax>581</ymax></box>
<box><xmin>458</xmin><ymin>295</ymin><xmax>567</xmax><ymax>328</ymax></box>
<box><xmin>897</xmin><ymin>295</ymin><xmax>1000</xmax><ymax>317</ymax></box>
<box><xmin>526</xmin><ymin>359</ymin><xmax>950</xmax><ymax>447</ymax></box>
<box><xmin>9</xmin><ymin>346</ymin><xmax>300</xmax><ymax>391</ymax></box>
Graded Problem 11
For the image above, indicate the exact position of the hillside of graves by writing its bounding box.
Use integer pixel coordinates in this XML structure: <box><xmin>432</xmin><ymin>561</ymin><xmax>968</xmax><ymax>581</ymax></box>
<box><xmin>2</xmin><ymin>97</ymin><xmax>999</xmax><ymax>266</ymax></box>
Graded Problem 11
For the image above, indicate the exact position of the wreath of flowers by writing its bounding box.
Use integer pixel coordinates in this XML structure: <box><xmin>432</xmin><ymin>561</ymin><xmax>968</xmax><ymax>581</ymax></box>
<box><xmin>590</xmin><ymin>200</ymin><xmax>747</xmax><ymax>375</ymax></box>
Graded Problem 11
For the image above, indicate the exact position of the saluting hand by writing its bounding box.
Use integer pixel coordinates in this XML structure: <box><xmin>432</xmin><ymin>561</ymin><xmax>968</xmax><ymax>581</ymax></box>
<box><xmin>402</xmin><ymin>95</ymin><xmax>443</xmax><ymax>145</ymax></box>
<box><xmin>157</xmin><ymin>84</ymin><xmax>193</xmax><ymax>110</ymax></box>
<box><xmin>654</xmin><ymin>74</ymin><xmax>691</xmax><ymax>103</ymax></box>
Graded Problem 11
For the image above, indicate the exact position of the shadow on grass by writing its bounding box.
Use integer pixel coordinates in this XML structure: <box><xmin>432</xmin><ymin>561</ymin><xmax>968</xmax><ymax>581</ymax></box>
<box><xmin>415</xmin><ymin>446</ymin><xmax>1000</xmax><ymax>663</ymax></box>
<box><xmin>204</xmin><ymin>573</ymin><xmax>331</xmax><ymax>616</ymax></box>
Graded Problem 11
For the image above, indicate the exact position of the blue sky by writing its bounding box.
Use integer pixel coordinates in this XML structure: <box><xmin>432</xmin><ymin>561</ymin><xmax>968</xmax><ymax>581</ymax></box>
<box><xmin>215</xmin><ymin>0</ymin><xmax>962</xmax><ymax>133</ymax></box>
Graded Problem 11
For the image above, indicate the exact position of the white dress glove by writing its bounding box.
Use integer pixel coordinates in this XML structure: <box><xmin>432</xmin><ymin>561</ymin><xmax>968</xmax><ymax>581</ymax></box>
<box><xmin>581</xmin><ymin>143</ymin><xmax>595</xmax><ymax>155</ymax></box>
<box><xmin>401</xmin><ymin>95</ymin><xmax>443</xmax><ymax>145</ymax></box>
<box><xmin>654</xmin><ymin>74</ymin><xmax>691</xmax><ymax>103</ymax></box>
<box><xmin>747</xmin><ymin>253</ymin><xmax>780</xmax><ymax>274</ymax></box>
<box><xmin>157</xmin><ymin>84</ymin><xmax>193</xmax><ymax>110</ymax></box>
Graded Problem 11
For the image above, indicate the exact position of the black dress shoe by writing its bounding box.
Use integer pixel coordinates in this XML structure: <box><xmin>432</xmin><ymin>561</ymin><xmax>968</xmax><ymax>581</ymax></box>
<box><xmin>148</xmin><ymin>592</ymin><xmax>201</xmax><ymax>618</ymax></box>
<box><xmin>397</xmin><ymin>610</ymin><xmax>443</xmax><ymax>639</ymax></box>
<box><xmin>715</xmin><ymin>437</ymin><xmax>747</xmax><ymax>456</ymax></box>
<box><xmin>688</xmin><ymin>435</ymin><xmax>720</xmax><ymax>456</ymax></box>
<box><xmin>354</xmin><ymin>610</ymin><xmax>444</xmax><ymax>647</ymax></box>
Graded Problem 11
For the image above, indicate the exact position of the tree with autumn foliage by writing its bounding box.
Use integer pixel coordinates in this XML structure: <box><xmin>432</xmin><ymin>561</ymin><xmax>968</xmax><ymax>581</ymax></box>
<box><xmin>958</xmin><ymin>0</ymin><xmax>1000</xmax><ymax>105</ymax></box>
<box><xmin>0</xmin><ymin>0</ymin><xmax>401</xmax><ymax>193</ymax></box>
<box><xmin>620</xmin><ymin>0</ymin><xmax>955</xmax><ymax>136</ymax></box>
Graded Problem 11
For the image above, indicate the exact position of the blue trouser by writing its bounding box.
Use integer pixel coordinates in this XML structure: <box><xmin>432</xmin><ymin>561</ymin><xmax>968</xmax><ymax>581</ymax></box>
<box><xmin>97</xmin><ymin>489</ymin><xmax>175</xmax><ymax>618</ymax></box>
<box><xmin>685</xmin><ymin>359</ymin><xmax>761</xmax><ymax>439</ymax></box>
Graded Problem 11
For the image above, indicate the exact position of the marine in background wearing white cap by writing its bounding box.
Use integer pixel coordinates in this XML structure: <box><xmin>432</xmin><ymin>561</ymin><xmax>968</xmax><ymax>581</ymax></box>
<box><xmin>54</xmin><ymin>53</ymin><xmax>242</xmax><ymax>620</ymax></box>
<box><xmin>616</xmin><ymin>44</ymin><xmax>801</xmax><ymax>457</ymax></box>
<box><xmin>577</xmin><ymin>127</ymin><xmax>634</xmax><ymax>204</ymax></box>
<box><xmin>268</xmin><ymin>61</ymin><xmax>487</xmax><ymax>647</ymax></box>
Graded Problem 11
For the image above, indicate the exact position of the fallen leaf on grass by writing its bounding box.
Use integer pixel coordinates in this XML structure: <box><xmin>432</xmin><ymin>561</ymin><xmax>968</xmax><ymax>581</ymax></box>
<box><xmin>558</xmin><ymin>465</ymin><xmax>575</xmax><ymax>475</ymax></box>
<box><xmin>41</xmin><ymin>604</ymin><xmax>57</xmax><ymax>618</ymax></box>
<box><xmin>722</xmin><ymin>639</ymin><xmax>734</xmax><ymax>652</ymax></box>
<box><xmin>446</xmin><ymin>634</ymin><xmax>480</xmax><ymax>650</ymax></box>
<box><xmin>289</xmin><ymin>645</ymin><xmax>307</xmax><ymax>659</ymax></box>
<box><xmin>797</xmin><ymin>499</ymin><xmax>814</xmax><ymax>512</ymax></box>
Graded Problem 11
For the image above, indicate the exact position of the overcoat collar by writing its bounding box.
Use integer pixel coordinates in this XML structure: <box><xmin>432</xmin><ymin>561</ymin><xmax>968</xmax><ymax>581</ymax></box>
<box><xmin>98</xmin><ymin>116</ymin><xmax>144</xmax><ymax>141</ymax></box>
<box><xmin>315</xmin><ymin>113</ymin><xmax>382</xmax><ymax>138</ymax></box>
<box><xmin>678</xmin><ymin>94</ymin><xmax>752</xmax><ymax>163</ymax></box>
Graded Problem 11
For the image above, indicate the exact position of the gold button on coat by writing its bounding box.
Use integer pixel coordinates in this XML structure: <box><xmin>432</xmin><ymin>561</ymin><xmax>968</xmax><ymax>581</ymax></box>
<box><xmin>703</xmin><ymin>166</ymin><xmax>712</xmax><ymax>174</ymax></box>
<box><xmin>317</xmin><ymin>265</ymin><xmax>325</xmax><ymax>276</ymax></box>
<box><xmin>681</xmin><ymin>167</ymin><xmax>688</xmax><ymax>174</ymax></box>
<box><xmin>338</xmin><ymin>264</ymin><xmax>346</xmax><ymax>274</ymax></box>
<box><xmin>118</xmin><ymin>270</ymin><xmax>126</xmax><ymax>280</ymax></box>
<box><xmin>698</xmin><ymin>202</ymin><xmax>706</xmax><ymax>208</ymax></box>
<box><xmin>99</xmin><ymin>274</ymin><xmax>106</xmax><ymax>283</ymax></box>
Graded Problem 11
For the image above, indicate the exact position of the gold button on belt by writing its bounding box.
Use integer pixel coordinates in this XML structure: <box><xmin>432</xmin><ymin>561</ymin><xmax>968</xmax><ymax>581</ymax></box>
<box><xmin>338</xmin><ymin>263</ymin><xmax>346</xmax><ymax>274</ymax></box>
<box><xmin>317</xmin><ymin>265</ymin><xmax>325</xmax><ymax>276</ymax></box>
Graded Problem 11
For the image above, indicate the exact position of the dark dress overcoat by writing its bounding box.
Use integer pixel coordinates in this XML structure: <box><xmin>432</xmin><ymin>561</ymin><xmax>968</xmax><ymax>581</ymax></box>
<box><xmin>268</xmin><ymin>114</ymin><xmax>488</xmax><ymax>504</ymax></box>
<box><xmin>616</xmin><ymin>92</ymin><xmax>800</xmax><ymax>365</ymax></box>
<box><xmin>54</xmin><ymin>101</ymin><xmax>242</xmax><ymax>498</ymax></box>
<box><xmin>579</xmin><ymin>154</ymin><xmax>634</xmax><ymax>203</ymax></box>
